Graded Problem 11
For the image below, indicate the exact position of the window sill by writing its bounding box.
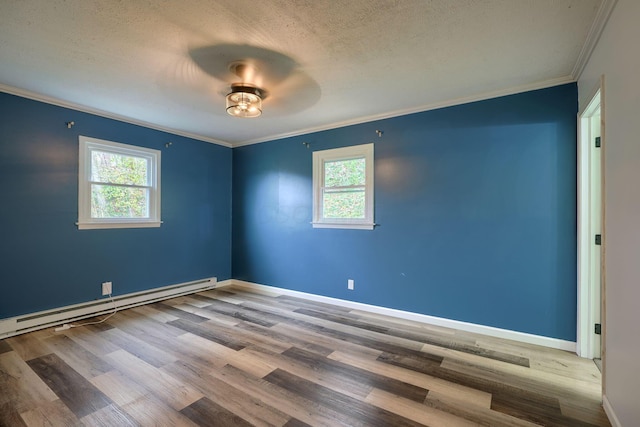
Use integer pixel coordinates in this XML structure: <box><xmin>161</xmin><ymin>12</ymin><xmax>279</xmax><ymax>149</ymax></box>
<box><xmin>77</xmin><ymin>221</ymin><xmax>162</xmax><ymax>230</ymax></box>
<box><xmin>311</xmin><ymin>222</ymin><xmax>375</xmax><ymax>230</ymax></box>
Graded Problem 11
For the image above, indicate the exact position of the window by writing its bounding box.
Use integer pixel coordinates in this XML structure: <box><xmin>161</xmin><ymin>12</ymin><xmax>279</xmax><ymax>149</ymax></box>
<box><xmin>78</xmin><ymin>136</ymin><xmax>161</xmax><ymax>229</ymax></box>
<box><xmin>312</xmin><ymin>143</ymin><xmax>374</xmax><ymax>230</ymax></box>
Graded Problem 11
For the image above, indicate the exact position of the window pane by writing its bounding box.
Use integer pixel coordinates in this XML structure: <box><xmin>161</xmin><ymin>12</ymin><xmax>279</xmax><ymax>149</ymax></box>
<box><xmin>324</xmin><ymin>158</ymin><xmax>365</xmax><ymax>187</ymax></box>
<box><xmin>323</xmin><ymin>189</ymin><xmax>365</xmax><ymax>219</ymax></box>
<box><xmin>91</xmin><ymin>184</ymin><xmax>149</xmax><ymax>218</ymax></box>
<box><xmin>91</xmin><ymin>151</ymin><xmax>148</xmax><ymax>186</ymax></box>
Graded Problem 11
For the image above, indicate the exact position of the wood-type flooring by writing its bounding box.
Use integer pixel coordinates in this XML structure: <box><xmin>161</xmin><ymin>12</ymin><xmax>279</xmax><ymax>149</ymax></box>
<box><xmin>0</xmin><ymin>285</ymin><xmax>610</xmax><ymax>426</ymax></box>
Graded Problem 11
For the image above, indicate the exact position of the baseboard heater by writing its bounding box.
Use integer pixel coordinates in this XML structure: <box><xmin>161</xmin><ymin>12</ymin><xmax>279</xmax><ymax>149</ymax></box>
<box><xmin>0</xmin><ymin>277</ymin><xmax>218</xmax><ymax>339</ymax></box>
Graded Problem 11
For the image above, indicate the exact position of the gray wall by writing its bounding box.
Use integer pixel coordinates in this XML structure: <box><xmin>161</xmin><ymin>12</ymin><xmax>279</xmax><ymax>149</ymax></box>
<box><xmin>578</xmin><ymin>0</ymin><xmax>640</xmax><ymax>424</ymax></box>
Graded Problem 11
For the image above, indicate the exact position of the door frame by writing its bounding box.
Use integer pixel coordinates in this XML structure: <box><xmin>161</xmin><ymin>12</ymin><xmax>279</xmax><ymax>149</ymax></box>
<box><xmin>577</xmin><ymin>76</ymin><xmax>606</xmax><ymax>372</ymax></box>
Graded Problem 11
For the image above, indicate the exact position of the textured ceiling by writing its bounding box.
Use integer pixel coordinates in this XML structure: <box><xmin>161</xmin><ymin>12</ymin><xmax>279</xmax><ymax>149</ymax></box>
<box><xmin>0</xmin><ymin>0</ymin><xmax>604</xmax><ymax>146</ymax></box>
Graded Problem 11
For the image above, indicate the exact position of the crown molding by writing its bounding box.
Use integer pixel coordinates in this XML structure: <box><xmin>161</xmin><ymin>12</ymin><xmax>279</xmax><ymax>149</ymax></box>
<box><xmin>0</xmin><ymin>83</ymin><xmax>233</xmax><ymax>148</ymax></box>
<box><xmin>572</xmin><ymin>0</ymin><xmax>618</xmax><ymax>80</ymax></box>
<box><xmin>232</xmin><ymin>75</ymin><xmax>575</xmax><ymax>147</ymax></box>
<box><xmin>1</xmin><ymin>73</ymin><xmax>577</xmax><ymax>150</ymax></box>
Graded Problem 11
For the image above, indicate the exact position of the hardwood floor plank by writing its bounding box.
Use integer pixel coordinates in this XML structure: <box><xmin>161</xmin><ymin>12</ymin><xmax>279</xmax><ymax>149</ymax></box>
<box><xmin>271</xmin><ymin>323</ymin><xmax>384</xmax><ymax>359</ymax></box>
<box><xmin>170</xmin><ymin>302</ymin><xmax>242</xmax><ymax>326</ymax></box>
<box><xmin>237</xmin><ymin>346</ymin><xmax>373</xmax><ymax>399</ymax></box>
<box><xmin>90</xmin><ymin>370</ymin><xmax>149</xmax><ymax>407</ymax></box>
<box><xmin>285</xmin><ymin>315</ymin><xmax>444</xmax><ymax>361</ymax></box>
<box><xmin>276</xmin><ymin>295</ymin><xmax>355</xmax><ymax>314</ymax></box>
<box><xmin>42</xmin><ymin>334</ymin><xmax>112</xmax><ymax>379</ymax></box>
<box><xmin>378</xmin><ymin>351</ymin><xmax>600</xmax><ymax>427</ymax></box>
<box><xmin>171</xmin><ymin>295</ymin><xmax>217</xmax><ymax>308</ymax></box>
<box><xmin>230</xmin><ymin>347</ymin><xmax>279</xmax><ymax>378</ymax></box>
<box><xmin>79</xmin><ymin>403</ymin><xmax>140</xmax><ymax>427</ymax></box>
<box><xmin>129</xmin><ymin>303</ymin><xmax>181</xmax><ymax>323</ymax></box>
<box><xmin>99</xmin><ymin>327</ymin><xmax>178</xmax><ymax>368</ymax></box>
<box><xmin>264</xmin><ymin>368</ymin><xmax>428</xmax><ymax>427</ymax></box>
<box><xmin>197</xmin><ymin>299</ymin><xmax>280</xmax><ymax>327</ymax></box>
<box><xmin>192</xmin><ymin>317</ymin><xmax>292</xmax><ymax>354</ymax></box>
<box><xmin>0</xmin><ymin>401</ymin><xmax>29</xmax><ymax>427</ymax></box>
<box><xmin>424</xmin><ymin>391</ymin><xmax>541</xmax><ymax>427</ymax></box>
<box><xmin>234</xmin><ymin>321</ymin><xmax>334</xmax><ymax>356</ymax></box>
<box><xmin>19</xmin><ymin>399</ymin><xmax>81</xmax><ymax>427</ymax></box>
<box><xmin>174</xmin><ymin>332</ymin><xmax>237</xmax><ymax>371</ymax></box>
<box><xmin>163</xmin><ymin>359</ymin><xmax>292</xmax><ymax>427</ymax></box>
<box><xmin>61</xmin><ymin>326</ymin><xmax>121</xmax><ymax>356</ymax></box>
<box><xmin>122</xmin><ymin>395</ymin><xmax>200</xmax><ymax>427</ymax></box>
<box><xmin>106</xmin><ymin>313</ymin><xmax>226</xmax><ymax>373</ymax></box>
<box><xmin>294</xmin><ymin>307</ymin><xmax>392</xmax><ymax>333</ymax></box>
<box><xmin>349</xmin><ymin>309</ymin><xmax>458</xmax><ymax>335</ymax></box>
<box><xmin>282</xmin><ymin>346</ymin><xmax>428</xmax><ymax>403</ymax></box>
<box><xmin>211</xmin><ymin>364</ymin><xmax>353</xmax><ymax>427</ymax></box>
<box><xmin>108</xmin><ymin>307</ymin><xmax>186</xmax><ymax>339</ymax></box>
<box><xmin>298</xmin><ymin>307</ymin><xmax>529</xmax><ymax>367</ymax></box>
<box><xmin>188</xmin><ymin>291</ymin><xmax>247</xmax><ymax>306</ymax></box>
<box><xmin>365</xmin><ymin>388</ymin><xmax>480</xmax><ymax>427</ymax></box>
<box><xmin>180</xmin><ymin>397</ymin><xmax>255</xmax><ymax>427</ymax></box>
<box><xmin>0</xmin><ymin>339</ymin><xmax>12</xmax><ymax>355</ymax></box>
<box><xmin>149</xmin><ymin>302</ymin><xmax>210</xmax><ymax>323</ymax></box>
<box><xmin>530</xmin><ymin>355</ymin><xmax>602</xmax><ymax>383</ymax></box>
<box><xmin>5</xmin><ymin>332</ymin><xmax>53</xmax><ymax>361</ymax></box>
<box><xmin>440</xmin><ymin>356</ymin><xmax>603</xmax><ymax>405</ymax></box>
<box><xmin>167</xmin><ymin>318</ymin><xmax>248</xmax><ymax>351</ymax></box>
<box><xmin>0</xmin><ymin>351</ymin><xmax>59</xmax><ymax>413</ymax></box>
<box><xmin>26</xmin><ymin>353</ymin><xmax>112</xmax><ymax>418</ymax></box>
<box><xmin>282</xmin><ymin>418</ymin><xmax>312</xmax><ymax>427</ymax></box>
<box><xmin>560</xmin><ymin>399</ymin><xmax>612</xmax><ymax>427</ymax></box>
<box><xmin>103</xmin><ymin>349</ymin><xmax>203</xmax><ymax>411</ymax></box>
<box><xmin>328</xmin><ymin>350</ymin><xmax>493</xmax><ymax>408</ymax></box>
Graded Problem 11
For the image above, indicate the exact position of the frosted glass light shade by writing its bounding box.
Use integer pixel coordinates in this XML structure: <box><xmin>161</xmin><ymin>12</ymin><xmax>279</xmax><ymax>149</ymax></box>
<box><xmin>226</xmin><ymin>85</ymin><xmax>263</xmax><ymax>118</ymax></box>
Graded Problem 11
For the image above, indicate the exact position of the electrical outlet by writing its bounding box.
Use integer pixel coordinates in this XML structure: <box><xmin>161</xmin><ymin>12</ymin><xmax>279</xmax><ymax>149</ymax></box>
<box><xmin>348</xmin><ymin>279</ymin><xmax>354</xmax><ymax>290</ymax></box>
<box><xmin>102</xmin><ymin>281</ymin><xmax>112</xmax><ymax>296</ymax></box>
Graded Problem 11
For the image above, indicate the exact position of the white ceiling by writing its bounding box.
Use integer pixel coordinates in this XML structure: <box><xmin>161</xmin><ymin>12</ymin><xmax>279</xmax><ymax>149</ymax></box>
<box><xmin>0</xmin><ymin>0</ymin><xmax>607</xmax><ymax>147</ymax></box>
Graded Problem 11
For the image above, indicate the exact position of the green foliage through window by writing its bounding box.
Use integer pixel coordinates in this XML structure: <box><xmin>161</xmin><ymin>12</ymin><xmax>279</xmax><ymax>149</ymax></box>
<box><xmin>90</xmin><ymin>151</ymin><xmax>150</xmax><ymax>219</ymax></box>
<box><xmin>323</xmin><ymin>157</ymin><xmax>366</xmax><ymax>219</ymax></box>
<box><xmin>324</xmin><ymin>158</ymin><xmax>365</xmax><ymax>187</ymax></box>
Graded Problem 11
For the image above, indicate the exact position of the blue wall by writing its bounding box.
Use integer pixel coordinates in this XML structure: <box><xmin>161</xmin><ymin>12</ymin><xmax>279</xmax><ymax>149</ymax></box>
<box><xmin>0</xmin><ymin>92</ymin><xmax>232</xmax><ymax>318</ymax></box>
<box><xmin>0</xmin><ymin>84</ymin><xmax>578</xmax><ymax>341</ymax></box>
<box><xmin>232</xmin><ymin>84</ymin><xmax>578</xmax><ymax>341</ymax></box>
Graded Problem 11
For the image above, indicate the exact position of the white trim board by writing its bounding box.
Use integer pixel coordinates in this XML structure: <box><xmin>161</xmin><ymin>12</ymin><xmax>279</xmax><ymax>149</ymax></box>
<box><xmin>233</xmin><ymin>76</ymin><xmax>575</xmax><ymax>147</ymax></box>
<box><xmin>229</xmin><ymin>280</ymin><xmax>576</xmax><ymax>352</ymax></box>
<box><xmin>603</xmin><ymin>395</ymin><xmax>622</xmax><ymax>427</ymax></box>
<box><xmin>0</xmin><ymin>83</ymin><xmax>232</xmax><ymax>148</ymax></box>
<box><xmin>0</xmin><ymin>277</ymin><xmax>226</xmax><ymax>339</ymax></box>
<box><xmin>571</xmin><ymin>0</ymin><xmax>619</xmax><ymax>80</ymax></box>
<box><xmin>0</xmin><ymin>77</ymin><xmax>574</xmax><ymax>149</ymax></box>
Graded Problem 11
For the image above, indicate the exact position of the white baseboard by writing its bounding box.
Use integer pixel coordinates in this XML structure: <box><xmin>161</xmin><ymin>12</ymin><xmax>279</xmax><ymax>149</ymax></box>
<box><xmin>0</xmin><ymin>277</ymin><xmax>220</xmax><ymax>339</ymax></box>
<box><xmin>0</xmin><ymin>277</ymin><xmax>577</xmax><ymax>354</ymax></box>
<box><xmin>229</xmin><ymin>280</ymin><xmax>577</xmax><ymax>353</ymax></box>
<box><xmin>602</xmin><ymin>395</ymin><xmax>622</xmax><ymax>427</ymax></box>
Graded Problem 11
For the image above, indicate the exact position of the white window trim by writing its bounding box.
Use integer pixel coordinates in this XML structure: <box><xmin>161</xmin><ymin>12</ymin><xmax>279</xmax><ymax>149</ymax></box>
<box><xmin>312</xmin><ymin>143</ymin><xmax>374</xmax><ymax>230</ymax></box>
<box><xmin>77</xmin><ymin>136</ymin><xmax>161</xmax><ymax>230</ymax></box>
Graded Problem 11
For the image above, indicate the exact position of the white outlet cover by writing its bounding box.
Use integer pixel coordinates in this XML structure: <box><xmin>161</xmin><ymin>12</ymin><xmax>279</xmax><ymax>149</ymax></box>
<box><xmin>102</xmin><ymin>282</ymin><xmax>112</xmax><ymax>295</ymax></box>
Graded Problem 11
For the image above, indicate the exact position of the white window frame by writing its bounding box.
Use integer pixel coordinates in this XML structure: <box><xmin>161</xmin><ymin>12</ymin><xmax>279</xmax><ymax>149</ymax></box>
<box><xmin>77</xmin><ymin>135</ymin><xmax>161</xmax><ymax>230</ymax></box>
<box><xmin>312</xmin><ymin>143</ymin><xmax>374</xmax><ymax>230</ymax></box>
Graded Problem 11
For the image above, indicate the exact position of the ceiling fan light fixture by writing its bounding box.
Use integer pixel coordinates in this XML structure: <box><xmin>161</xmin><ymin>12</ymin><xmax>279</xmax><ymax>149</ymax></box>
<box><xmin>226</xmin><ymin>85</ymin><xmax>263</xmax><ymax>118</ymax></box>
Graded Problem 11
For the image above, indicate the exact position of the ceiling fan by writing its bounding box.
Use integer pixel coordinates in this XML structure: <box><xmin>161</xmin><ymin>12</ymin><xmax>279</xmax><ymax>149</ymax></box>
<box><xmin>188</xmin><ymin>44</ymin><xmax>320</xmax><ymax>118</ymax></box>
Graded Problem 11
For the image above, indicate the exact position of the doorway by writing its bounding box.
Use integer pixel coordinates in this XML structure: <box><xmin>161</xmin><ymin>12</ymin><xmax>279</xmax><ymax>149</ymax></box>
<box><xmin>577</xmin><ymin>79</ymin><xmax>604</xmax><ymax>371</ymax></box>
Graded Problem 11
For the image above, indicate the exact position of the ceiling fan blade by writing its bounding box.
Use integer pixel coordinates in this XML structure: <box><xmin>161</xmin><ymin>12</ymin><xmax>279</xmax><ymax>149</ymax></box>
<box><xmin>189</xmin><ymin>44</ymin><xmax>297</xmax><ymax>88</ymax></box>
<box><xmin>264</xmin><ymin>71</ymin><xmax>321</xmax><ymax>117</ymax></box>
<box><xmin>162</xmin><ymin>43</ymin><xmax>321</xmax><ymax>117</ymax></box>
<box><xmin>156</xmin><ymin>57</ymin><xmax>230</xmax><ymax>116</ymax></box>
